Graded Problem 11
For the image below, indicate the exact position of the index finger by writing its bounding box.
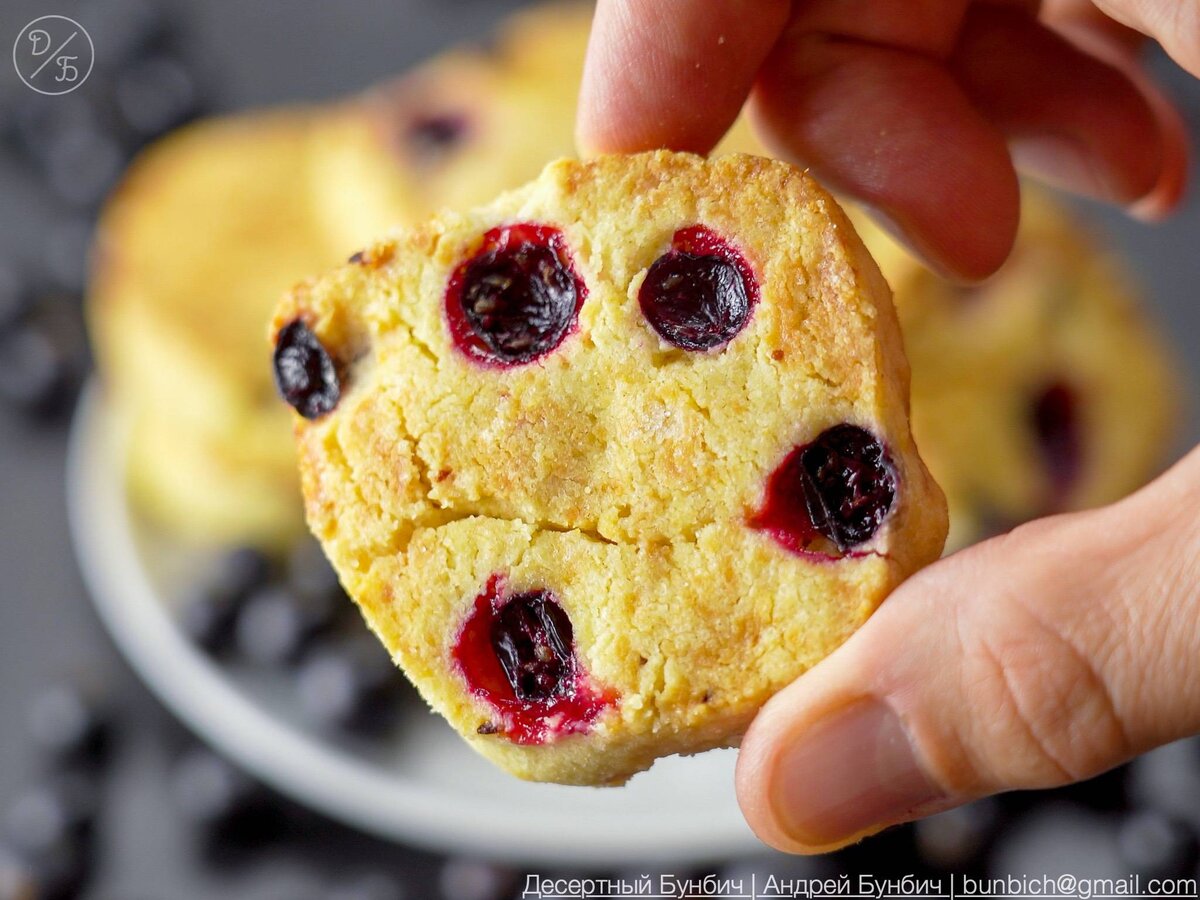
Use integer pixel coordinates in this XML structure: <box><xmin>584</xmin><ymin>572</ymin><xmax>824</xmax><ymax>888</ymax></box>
<box><xmin>575</xmin><ymin>0</ymin><xmax>791</xmax><ymax>155</ymax></box>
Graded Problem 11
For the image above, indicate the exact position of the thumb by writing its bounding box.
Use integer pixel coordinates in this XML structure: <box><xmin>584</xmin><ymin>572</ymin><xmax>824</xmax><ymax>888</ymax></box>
<box><xmin>736</xmin><ymin>445</ymin><xmax>1200</xmax><ymax>854</ymax></box>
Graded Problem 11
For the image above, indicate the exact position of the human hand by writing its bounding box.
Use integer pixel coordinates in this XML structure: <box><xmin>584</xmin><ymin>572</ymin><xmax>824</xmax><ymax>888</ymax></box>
<box><xmin>576</xmin><ymin>0</ymin><xmax>1196</xmax><ymax>280</ymax></box>
<box><xmin>733</xmin><ymin>443</ymin><xmax>1200</xmax><ymax>852</ymax></box>
<box><xmin>579</xmin><ymin>0</ymin><xmax>1200</xmax><ymax>854</ymax></box>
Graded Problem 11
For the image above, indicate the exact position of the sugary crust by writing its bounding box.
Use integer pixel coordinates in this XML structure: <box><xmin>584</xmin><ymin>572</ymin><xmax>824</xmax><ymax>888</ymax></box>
<box><xmin>275</xmin><ymin>152</ymin><xmax>947</xmax><ymax>784</ymax></box>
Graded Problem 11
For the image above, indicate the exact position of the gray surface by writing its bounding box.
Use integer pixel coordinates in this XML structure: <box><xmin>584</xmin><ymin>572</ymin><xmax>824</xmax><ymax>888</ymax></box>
<box><xmin>0</xmin><ymin>1</ymin><xmax>1198</xmax><ymax>896</ymax></box>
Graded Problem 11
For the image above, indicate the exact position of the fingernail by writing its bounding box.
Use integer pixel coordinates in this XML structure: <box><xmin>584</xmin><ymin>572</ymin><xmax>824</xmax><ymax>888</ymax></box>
<box><xmin>772</xmin><ymin>698</ymin><xmax>944</xmax><ymax>848</ymax></box>
<box><xmin>1010</xmin><ymin>135</ymin><xmax>1118</xmax><ymax>202</ymax></box>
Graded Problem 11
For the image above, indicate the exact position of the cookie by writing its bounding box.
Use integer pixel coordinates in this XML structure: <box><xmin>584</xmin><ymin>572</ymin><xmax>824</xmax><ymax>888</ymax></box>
<box><xmin>88</xmin><ymin>109</ymin><xmax>336</xmax><ymax>546</ymax></box>
<box><xmin>855</xmin><ymin>191</ymin><xmax>1180</xmax><ymax>550</ymax></box>
<box><xmin>271</xmin><ymin>152</ymin><xmax>948</xmax><ymax>784</ymax></box>
<box><xmin>309</xmin><ymin>7</ymin><xmax>589</xmax><ymax>254</ymax></box>
<box><xmin>125</xmin><ymin>408</ymin><xmax>304</xmax><ymax>548</ymax></box>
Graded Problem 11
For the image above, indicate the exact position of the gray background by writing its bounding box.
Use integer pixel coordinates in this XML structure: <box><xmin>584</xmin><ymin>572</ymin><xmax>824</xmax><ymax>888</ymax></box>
<box><xmin>0</xmin><ymin>1</ymin><xmax>1198</xmax><ymax>896</ymax></box>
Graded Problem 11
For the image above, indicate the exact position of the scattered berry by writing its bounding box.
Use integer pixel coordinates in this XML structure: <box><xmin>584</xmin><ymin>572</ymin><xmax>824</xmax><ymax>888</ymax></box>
<box><xmin>27</xmin><ymin>683</ymin><xmax>110</xmax><ymax>765</ymax></box>
<box><xmin>437</xmin><ymin>857</ymin><xmax>513</xmax><ymax>900</ymax></box>
<box><xmin>990</xmin><ymin>804</ymin><xmax>1124</xmax><ymax>878</ymax></box>
<box><xmin>286</xmin><ymin>538</ymin><xmax>345</xmax><ymax>607</ymax></box>
<box><xmin>0</xmin><ymin>837</ymin><xmax>88</xmax><ymax>900</ymax></box>
<box><xmin>178</xmin><ymin>546</ymin><xmax>271</xmax><ymax>653</ymax></box>
<box><xmin>42</xmin><ymin>219</ymin><xmax>94</xmax><ymax>294</ymax></box>
<box><xmin>170</xmin><ymin>747</ymin><xmax>276</xmax><ymax>842</ymax></box>
<box><xmin>3</xmin><ymin>774</ymin><xmax>98</xmax><ymax>858</ymax></box>
<box><xmin>1128</xmin><ymin>739</ymin><xmax>1200</xmax><ymax>826</ymax></box>
<box><xmin>405</xmin><ymin>113</ymin><xmax>469</xmax><ymax>165</ymax></box>
<box><xmin>234</xmin><ymin>585</ymin><xmax>337</xmax><ymax>667</ymax></box>
<box><xmin>114</xmin><ymin>55</ymin><xmax>199</xmax><ymax>138</ymax></box>
<box><xmin>296</xmin><ymin>635</ymin><xmax>407</xmax><ymax>736</ymax></box>
<box><xmin>1118</xmin><ymin>810</ymin><xmax>1198</xmax><ymax>878</ymax></box>
<box><xmin>79</xmin><ymin>0</ymin><xmax>169</xmax><ymax>68</ymax></box>
<box><xmin>913</xmin><ymin>798</ymin><xmax>1000</xmax><ymax>871</ymax></box>
<box><xmin>1032</xmin><ymin>381</ymin><xmax>1082</xmax><ymax>503</ymax></box>
<box><xmin>327</xmin><ymin>871</ymin><xmax>409</xmax><ymax>900</ymax></box>
<box><xmin>43</xmin><ymin>127</ymin><xmax>124</xmax><ymax>209</ymax></box>
<box><xmin>0</xmin><ymin>843</ymin><xmax>38</xmax><ymax>900</ymax></box>
<box><xmin>0</xmin><ymin>324</ymin><xmax>76</xmax><ymax>419</ymax></box>
<box><xmin>0</xmin><ymin>263</ymin><xmax>33</xmax><ymax>335</ymax></box>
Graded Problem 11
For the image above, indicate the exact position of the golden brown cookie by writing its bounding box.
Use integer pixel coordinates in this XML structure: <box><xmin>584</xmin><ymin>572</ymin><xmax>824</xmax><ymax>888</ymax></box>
<box><xmin>271</xmin><ymin>152</ymin><xmax>947</xmax><ymax>784</ymax></box>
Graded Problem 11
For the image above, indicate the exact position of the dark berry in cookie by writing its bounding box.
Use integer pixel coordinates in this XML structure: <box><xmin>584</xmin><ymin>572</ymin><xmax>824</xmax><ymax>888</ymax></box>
<box><xmin>273</xmin><ymin>319</ymin><xmax>340</xmax><ymax>419</ymax></box>
<box><xmin>754</xmin><ymin>424</ymin><xmax>896</xmax><ymax>556</ymax></box>
<box><xmin>491</xmin><ymin>592</ymin><xmax>575</xmax><ymax>702</ymax></box>
<box><xmin>453</xmin><ymin>577</ymin><xmax>611</xmax><ymax>743</ymax></box>
<box><xmin>639</xmin><ymin>225</ymin><xmax>756</xmax><ymax>351</ymax></box>
<box><xmin>445</xmin><ymin>223</ymin><xmax>585</xmax><ymax>366</ymax></box>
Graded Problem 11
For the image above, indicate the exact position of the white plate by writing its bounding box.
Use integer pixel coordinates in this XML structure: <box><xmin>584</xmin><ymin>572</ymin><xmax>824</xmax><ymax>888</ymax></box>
<box><xmin>66</xmin><ymin>383</ymin><xmax>761</xmax><ymax>864</ymax></box>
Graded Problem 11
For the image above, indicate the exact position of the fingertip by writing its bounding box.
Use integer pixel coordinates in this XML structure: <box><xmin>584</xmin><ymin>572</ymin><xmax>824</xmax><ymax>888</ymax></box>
<box><xmin>956</xmin><ymin>6</ymin><xmax>1173</xmax><ymax>211</ymax></box>
<box><xmin>738</xmin><ymin>687</ymin><xmax>951</xmax><ymax>855</ymax></box>
<box><xmin>1042</xmin><ymin>12</ymin><xmax>1193</xmax><ymax>220</ymax></box>
<box><xmin>735</xmin><ymin>689</ymin><xmax>852</xmax><ymax>855</ymax></box>
<box><xmin>864</xmin><ymin>198</ymin><xmax>1019</xmax><ymax>283</ymax></box>
<box><xmin>575</xmin><ymin>0</ymin><xmax>789</xmax><ymax>155</ymax></box>
<box><xmin>1126</xmin><ymin>67</ymin><xmax>1192</xmax><ymax>220</ymax></box>
<box><xmin>734</xmin><ymin>714</ymin><xmax>787</xmax><ymax>848</ymax></box>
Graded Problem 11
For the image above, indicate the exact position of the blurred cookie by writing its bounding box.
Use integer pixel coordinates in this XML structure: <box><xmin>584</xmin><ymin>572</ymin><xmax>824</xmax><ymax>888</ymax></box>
<box><xmin>271</xmin><ymin>152</ymin><xmax>947</xmax><ymax>784</ymax></box>
<box><xmin>125</xmin><ymin>408</ymin><xmax>303</xmax><ymax>548</ymax></box>
<box><xmin>309</xmin><ymin>6</ymin><xmax>591</xmax><ymax>254</ymax></box>
<box><xmin>854</xmin><ymin>191</ymin><xmax>1180</xmax><ymax>550</ymax></box>
<box><xmin>89</xmin><ymin>109</ymin><xmax>336</xmax><ymax>545</ymax></box>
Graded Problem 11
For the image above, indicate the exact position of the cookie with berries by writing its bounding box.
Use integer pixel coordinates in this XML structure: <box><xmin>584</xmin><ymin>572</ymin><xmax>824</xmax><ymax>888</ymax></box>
<box><xmin>271</xmin><ymin>152</ymin><xmax>947</xmax><ymax>784</ymax></box>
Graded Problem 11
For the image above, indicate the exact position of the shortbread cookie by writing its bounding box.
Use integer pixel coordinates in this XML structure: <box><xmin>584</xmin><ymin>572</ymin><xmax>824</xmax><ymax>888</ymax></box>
<box><xmin>89</xmin><ymin>109</ymin><xmax>335</xmax><ymax>546</ymax></box>
<box><xmin>272</xmin><ymin>153</ymin><xmax>947</xmax><ymax>784</ymax></box>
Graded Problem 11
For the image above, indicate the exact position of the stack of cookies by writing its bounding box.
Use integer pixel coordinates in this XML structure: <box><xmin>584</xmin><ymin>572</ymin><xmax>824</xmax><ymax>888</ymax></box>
<box><xmin>88</xmin><ymin>0</ymin><xmax>1181</xmax><ymax>556</ymax></box>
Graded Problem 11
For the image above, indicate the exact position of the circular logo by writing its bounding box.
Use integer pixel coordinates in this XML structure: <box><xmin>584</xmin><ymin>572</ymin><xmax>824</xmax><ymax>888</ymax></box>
<box><xmin>13</xmin><ymin>15</ymin><xmax>94</xmax><ymax>96</ymax></box>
